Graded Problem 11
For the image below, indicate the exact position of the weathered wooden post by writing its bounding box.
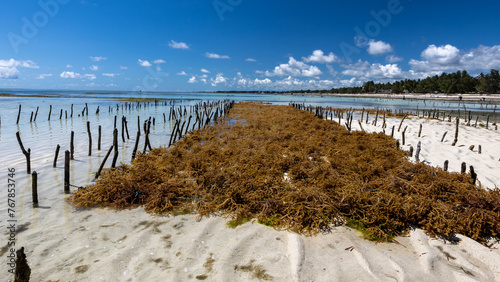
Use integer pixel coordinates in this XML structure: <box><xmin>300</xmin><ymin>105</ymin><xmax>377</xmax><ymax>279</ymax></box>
<box><xmin>398</xmin><ymin>114</ymin><xmax>407</xmax><ymax>132</ymax></box>
<box><xmin>34</xmin><ymin>106</ymin><xmax>39</xmax><ymax>122</ymax></box>
<box><xmin>53</xmin><ymin>144</ymin><xmax>60</xmax><ymax>167</ymax></box>
<box><xmin>95</xmin><ymin>145</ymin><xmax>114</xmax><ymax>180</ymax></box>
<box><xmin>461</xmin><ymin>162</ymin><xmax>467</xmax><ymax>174</ymax></box>
<box><xmin>470</xmin><ymin>166</ymin><xmax>477</xmax><ymax>185</ymax></box>
<box><xmin>64</xmin><ymin>150</ymin><xmax>70</xmax><ymax>194</ymax></box>
<box><xmin>111</xmin><ymin>128</ymin><xmax>119</xmax><ymax>168</ymax></box>
<box><xmin>48</xmin><ymin>105</ymin><xmax>52</xmax><ymax>121</ymax></box>
<box><xmin>132</xmin><ymin>131</ymin><xmax>140</xmax><ymax>161</ymax></box>
<box><xmin>441</xmin><ymin>131</ymin><xmax>448</xmax><ymax>142</ymax></box>
<box><xmin>451</xmin><ymin>118</ymin><xmax>459</xmax><ymax>146</ymax></box>
<box><xmin>32</xmin><ymin>171</ymin><xmax>38</xmax><ymax>207</ymax></box>
<box><xmin>415</xmin><ymin>141</ymin><xmax>421</xmax><ymax>162</ymax></box>
<box><xmin>402</xmin><ymin>126</ymin><xmax>408</xmax><ymax>145</ymax></box>
<box><xmin>87</xmin><ymin>121</ymin><xmax>92</xmax><ymax>156</ymax></box>
<box><xmin>70</xmin><ymin>131</ymin><xmax>75</xmax><ymax>160</ymax></box>
<box><xmin>418</xmin><ymin>124</ymin><xmax>422</xmax><ymax>138</ymax></box>
<box><xmin>16</xmin><ymin>105</ymin><xmax>21</xmax><ymax>124</ymax></box>
<box><xmin>14</xmin><ymin>247</ymin><xmax>31</xmax><ymax>281</ymax></box>
<box><xmin>16</xmin><ymin>132</ymin><xmax>31</xmax><ymax>174</ymax></box>
<box><xmin>98</xmin><ymin>125</ymin><xmax>102</xmax><ymax>151</ymax></box>
<box><xmin>444</xmin><ymin>160</ymin><xmax>449</xmax><ymax>171</ymax></box>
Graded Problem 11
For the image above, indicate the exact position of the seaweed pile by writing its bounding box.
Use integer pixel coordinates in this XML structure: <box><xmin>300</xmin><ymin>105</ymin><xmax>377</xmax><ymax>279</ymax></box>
<box><xmin>71</xmin><ymin>102</ymin><xmax>500</xmax><ymax>243</ymax></box>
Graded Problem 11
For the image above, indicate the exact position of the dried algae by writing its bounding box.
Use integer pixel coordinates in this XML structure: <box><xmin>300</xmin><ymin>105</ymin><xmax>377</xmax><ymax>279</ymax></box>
<box><xmin>71</xmin><ymin>102</ymin><xmax>500</xmax><ymax>243</ymax></box>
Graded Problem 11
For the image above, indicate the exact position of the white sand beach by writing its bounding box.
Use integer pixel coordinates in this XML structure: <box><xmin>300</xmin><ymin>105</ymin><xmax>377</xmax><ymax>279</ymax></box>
<box><xmin>1</xmin><ymin>109</ymin><xmax>500</xmax><ymax>282</ymax></box>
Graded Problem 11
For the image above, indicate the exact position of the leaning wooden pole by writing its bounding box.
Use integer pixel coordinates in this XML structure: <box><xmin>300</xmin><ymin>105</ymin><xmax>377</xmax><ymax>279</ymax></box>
<box><xmin>131</xmin><ymin>130</ymin><xmax>140</xmax><ymax>161</ymax></box>
<box><xmin>16</xmin><ymin>105</ymin><xmax>21</xmax><ymax>125</ymax></box>
<box><xmin>95</xmin><ymin>145</ymin><xmax>114</xmax><ymax>180</ymax></box>
<box><xmin>16</xmin><ymin>131</ymin><xmax>31</xmax><ymax>174</ymax></box>
<box><xmin>53</xmin><ymin>144</ymin><xmax>60</xmax><ymax>168</ymax></box>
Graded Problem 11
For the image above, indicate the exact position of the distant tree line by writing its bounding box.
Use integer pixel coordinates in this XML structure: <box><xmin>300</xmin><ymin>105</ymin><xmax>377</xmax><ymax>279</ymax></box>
<box><xmin>214</xmin><ymin>69</ymin><xmax>499</xmax><ymax>95</ymax></box>
<box><xmin>291</xmin><ymin>69</ymin><xmax>500</xmax><ymax>94</ymax></box>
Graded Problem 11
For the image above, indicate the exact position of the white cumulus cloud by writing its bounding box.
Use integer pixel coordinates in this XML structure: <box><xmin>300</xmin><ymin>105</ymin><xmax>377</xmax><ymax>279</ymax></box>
<box><xmin>265</xmin><ymin>57</ymin><xmax>322</xmax><ymax>77</ymax></box>
<box><xmin>90</xmin><ymin>65</ymin><xmax>99</xmax><ymax>71</ymax></box>
<box><xmin>153</xmin><ymin>59</ymin><xmax>166</xmax><ymax>64</ymax></box>
<box><xmin>0</xmin><ymin>59</ymin><xmax>39</xmax><ymax>79</ymax></box>
<box><xmin>177</xmin><ymin>71</ymin><xmax>188</xmax><ymax>76</ymax></box>
<box><xmin>90</xmin><ymin>56</ymin><xmax>107</xmax><ymax>62</ymax></box>
<box><xmin>138</xmin><ymin>59</ymin><xmax>152</xmax><ymax>67</ymax></box>
<box><xmin>102</xmin><ymin>73</ymin><xmax>118</xmax><ymax>77</ymax></box>
<box><xmin>60</xmin><ymin>71</ymin><xmax>96</xmax><ymax>80</ymax></box>
<box><xmin>188</xmin><ymin>76</ymin><xmax>197</xmax><ymax>83</ymax></box>
<box><xmin>206</xmin><ymin>52</ymin><xmax>230</xmax><ymax>59</ymax></box>
<box><xmin>386</xmin><ymin>55</ymin><xmax>403</xmax><ymax>63</ymax></box>
<box><xmin>245</xmin><ymin>58</ymin><xmax>257</xmax><ymax>62</ymax></box>
<box><xmin>408</xmin><ymin>44</ymin><xmax>500</xmax><ymax>76</ymax></box>
<box><xmin>367</xmin><ymin>40</ymin><xmax>393</xmax><ymax>55</ymax></box>
<box><xmin>211</xmin><ymin>73</ymin><xmax>227</xmax><ymax>86</ymax></box>
<box><xmin>201</xmin><ymin>68</ymin><xmax>210</xmax><ymax>73</ymax></box>
<box><xmin>169</xmin><ymin>40</ymin><xmax>189</xmax><ymax>49</ymax></box>
<box><xmin>341</xmin><ymin>60</ymin><xmax>402</xmax><ymax>79</ymax></box>
<box><xmin>303</xmin><ymin>50</ymin><xmax>340</xmax><ymax>64</ymax></box>
<box><xmin>35</xmin><ymin>73</ymin><xmax>52</xmax><ymax>79</ymax></box>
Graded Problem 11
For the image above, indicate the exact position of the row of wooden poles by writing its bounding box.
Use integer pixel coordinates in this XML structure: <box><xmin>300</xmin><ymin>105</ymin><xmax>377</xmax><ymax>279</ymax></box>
<box><xmin>11</xmin><ymin>99</ymin><xmax>184</xmax><ymax>126</ymax></box>
<box><xmin>291</xmin><ymin>103</ymin><xmax>481</xmax><ymax>186</ymax></box>
<box><xmin>15</xmin><ymin>99</ymin><xmax>234</xmax><ymax>207</ymax></box>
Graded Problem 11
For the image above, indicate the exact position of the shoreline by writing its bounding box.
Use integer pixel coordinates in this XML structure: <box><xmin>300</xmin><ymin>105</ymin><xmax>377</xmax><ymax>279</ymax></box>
<box><xmin>321</xmin><ymin>92</ymin><xmax>500</xmax><ymax>102</ymax></box>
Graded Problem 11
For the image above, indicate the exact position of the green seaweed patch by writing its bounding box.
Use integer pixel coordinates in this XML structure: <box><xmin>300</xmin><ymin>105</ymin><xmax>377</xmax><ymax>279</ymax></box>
<box><xmin>258</xmin><ymin>215</ymin><xmax>280</xmax><ymax>227</ymax></box>
<box><xmin>345</xmin><ymin>218</ymin><xmax>396</xmax><ymax>242</ymax></box>
<box><xmin>227</xmin><ymin>218</ymin><xmax>250</xmax><ymax>228</ymax></box>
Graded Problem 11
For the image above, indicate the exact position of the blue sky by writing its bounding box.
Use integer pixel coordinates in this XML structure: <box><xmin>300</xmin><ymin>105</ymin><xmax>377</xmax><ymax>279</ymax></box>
<box><xmin>1</xmin><ymin>0</ymin><xmax>500</xmax><ymax>91</ymax></box>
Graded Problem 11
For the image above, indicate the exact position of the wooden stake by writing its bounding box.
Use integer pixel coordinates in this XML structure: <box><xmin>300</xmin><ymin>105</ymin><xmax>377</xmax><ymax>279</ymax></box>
<box><xmin>95</xmin><ymin>145</ymin><xmax>113</xmax><ymax>179</ymax></box>
<box><xmin>87</xmin><ymin>121</ymin><xmax>92</xmax><ymax>156</ymax></box>
<box><xmin>53</xmin><ymin>144</ymin><xmax>60</xmax><ymax>168</ymax></box>
<box><xmin>461</xmin><ymin>162</ymin><xmax>467</xmax><ymax>174</ymax></box>
<box><xmin>64</xmin><ymin>150</ymin><xmax>70</xmax><ymax>194</ymax></box>
<box><xmin>451</xmin><ymin>117</ymin><xmax>459</xmax><ymax>146</ymax></box>
<box><xmin>70</xmin><ymin>131</ymin><xmax>74</xmax><ymax>160</ymax></box>
<box><xmin>16</xmin><ymin>105</ymin><xmax>21</xmax><ymax>124</ymax></box>
<box><xmin>32</xmin><ymin>171</ymin><xmax>38</xmax><ymax>207</ymax></box>
<box><xmin>415</xmin><ymin>141</ymin><xmax>421</xmax><ymax>162</ymax></box>
<box><xmin>98</xmin><ymin>125</ymin><xmax>101</xmax><ymax>151</ymax></box>
<box><xmin>48</xmin><ymin>105</ymin><xmax>52</xmax><ymax>121</ymax></box>
<box><xmin>398</xmin><ymin>115</ymin><xmax>407</xmax><ymax>132</ymax></box>
<box><xmin>441</xmin><ymin>131</ymin><xmax>448</xmax><ymax>142</ymax></box>
<box><xmin>444</xmin><ymin>160</ymin><xmax>449</xmax><ymax>171</ymax></box>
<box><xmin>418</xmin><ymin>124</ymin><xmax>422</xmax><ymax>138</ymax></box>
<box><xmin>111</xmin><ymin>128</ymin><xmax>119</xmax><ymax>168</ymax></box>
<box><xmin>132</xmin><ymin>131</ymin><xmax>140</xmax><ymax>161</ymax></box>
<box><xmin>16</xmin><ymin>131</ymin><xmax>31</xmax><ymax>174</ymax></box>
<box><xmin>470</xmin><ymin>166</ymin><xmax>477</xmax><ymax>185</ymax></box>
<box><xmin>402</xmin><ymin>126</ymin><xmax>407</xmax><ymax>145</ymax></box>
<box><xmin>34</xmin><ymin>106</ymin><xmax>39</xmax><ymax>122</ymax></box>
